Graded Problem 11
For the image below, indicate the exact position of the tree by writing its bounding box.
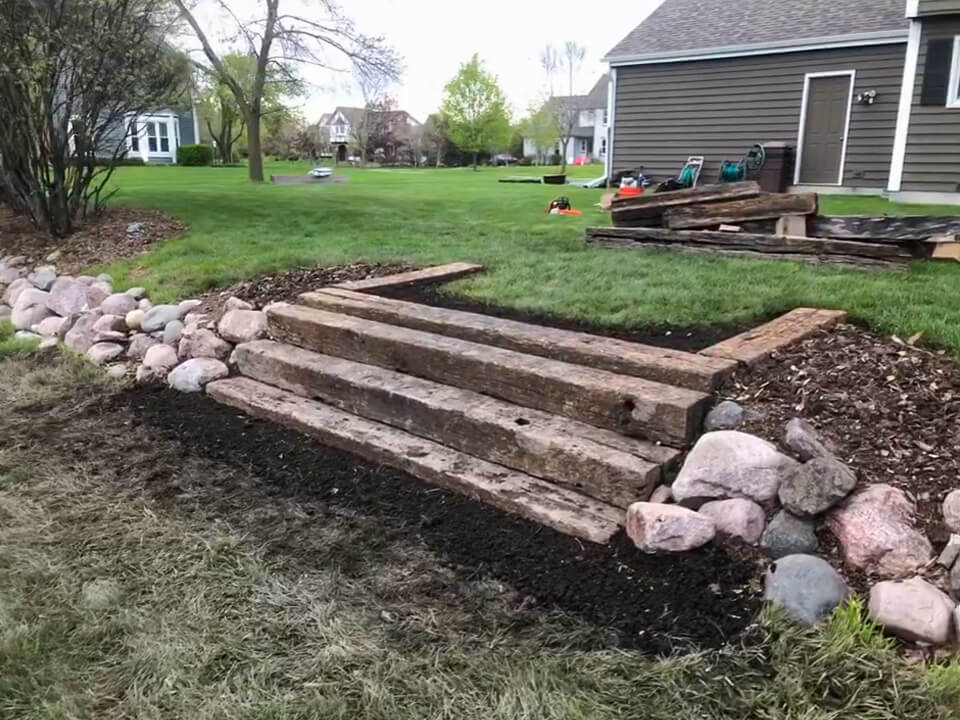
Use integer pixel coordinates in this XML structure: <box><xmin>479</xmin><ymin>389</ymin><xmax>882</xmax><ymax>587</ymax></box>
<box><xmin>523</xmin><ymin>100</ymin><xmax>560</xmax><ymax>165</ymax></box>
<box><xmin>351</xmin><ymin>68</ymin><xmax>389</xmax><ymax>165</ymax></box>
<box><xmin>423</xmin><ymin>113</ymin><xmax>451</xmax><ymax>168</ymax></box>
<box><xmin>541</xmin><ymin>41</ymin><xmax>586</xmax><ymax>173</ymax></box>
<box><xmin>440</xmin><ymin>55</ymin><xmax>510</xmax><ymax>170</ymax></box>
<box><xmin>174</xmin><ymin>0</ymin><xmax>401</xmax><ymax>183</ymax></box>
<box><xmin>0</xmin><ymin>0</ymin><xmax>188</xmax><ymax>237</ymax></box>
<box><xmin>195</xmin><ymin>53</ymin><xmax>301</xmax><ymax>164</ymax></box>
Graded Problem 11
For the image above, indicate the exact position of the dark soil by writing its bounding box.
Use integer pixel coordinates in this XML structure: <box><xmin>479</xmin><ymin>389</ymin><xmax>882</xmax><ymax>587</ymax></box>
<box><xmin>195</xmin><ymin>262</ymin><xmax>420</xmax><ymax>316</ymax></box>
<box><xmin>0</xmin><ymin>204</ymin><xmax>185</xmax><ymax>273</ymax></box>
<box><xmin>722</xmin><ymin>323</ymin><xmax>960</xmax><ymax>564</ymax></box>
<box><xmin>120</xmin><ymin>385</ymin><xmax>763</xmax><ymax>655</ymax></box>
<box><xmin>377</xmin><ymin>281</ymin><xmax>761</xmax><ymax>352</ymax></box>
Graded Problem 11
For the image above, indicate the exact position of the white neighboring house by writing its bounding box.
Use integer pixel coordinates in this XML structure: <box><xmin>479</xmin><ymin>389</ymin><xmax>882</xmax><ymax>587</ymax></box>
<box><xmin>523</xmin><ymin>75</ymin><xmax>610</xmax><ymax>165</ymax></box>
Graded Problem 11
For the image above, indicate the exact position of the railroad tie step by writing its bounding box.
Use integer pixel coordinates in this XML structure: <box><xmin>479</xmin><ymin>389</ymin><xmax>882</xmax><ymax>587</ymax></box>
<box><xmin>265</xmin><ymin>303</ymin><xmax>709</xmax><ymax>447</ymax></box>
<box><xmin>207</xmin><ymin>377</ymin><xmax>624</xmax><ymax>544</ymax></box>
<box><xmin>298</xmin><ymin>287</ymin><xmax>737</xmax><ymax>392</ymax></box>
<box><xmin>234</xmin><ymin>340</ymin><xmax>681</xmax><ymax>508</ymax></box>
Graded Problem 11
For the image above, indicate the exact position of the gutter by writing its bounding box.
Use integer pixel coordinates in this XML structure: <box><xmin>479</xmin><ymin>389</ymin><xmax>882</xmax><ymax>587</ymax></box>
<box><xmin>604</xmin><ymin>29</ymin><xmax>909</xmax><ymax>67</ymax></box>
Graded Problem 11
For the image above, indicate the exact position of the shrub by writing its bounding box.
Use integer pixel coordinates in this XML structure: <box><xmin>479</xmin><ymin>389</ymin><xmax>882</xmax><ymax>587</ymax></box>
<box><xmin>178</xmin><ymin>144</ymin><xmax>213</xmax><ymax>166</ymax></box>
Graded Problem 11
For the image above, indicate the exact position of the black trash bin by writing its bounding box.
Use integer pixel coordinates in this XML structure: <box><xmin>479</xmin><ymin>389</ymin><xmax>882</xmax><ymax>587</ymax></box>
<box><xmin>757</xmin><ymin>142</ymin><xmax>796</xmax><ymax>193</ymax></box>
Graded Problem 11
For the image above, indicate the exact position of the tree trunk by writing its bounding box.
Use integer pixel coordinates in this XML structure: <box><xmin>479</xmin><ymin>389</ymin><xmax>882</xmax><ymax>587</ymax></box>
<box><xmin>560</xmin><ymin>140</ymin><xmax>568</xmax><ymax>173</ymax></box>
<box><xmin>246</xmin><ymin>113</ymin><xmax>264</xmax><ymax>183</ymax></box>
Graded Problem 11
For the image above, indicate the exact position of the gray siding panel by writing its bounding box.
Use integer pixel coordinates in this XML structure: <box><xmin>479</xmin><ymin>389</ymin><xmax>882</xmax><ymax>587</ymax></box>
<box><xmin>613</xmin><ymin>45</ymin><xmax>905</xmax><ymax>188</ymax></box>
<box><xmin>918</xmin><ymin>0</ymin><xmax>960</xmax><ymax>17</ymax></box>
<box><xmin>178</xmin><ymin>110</ymin><xmax>196</xmax><ymax>146</ymax></box>
<box><xmin>902</xmin><ymin>17</ymin><xmax>960</xmax><ymax>193</ymax></box>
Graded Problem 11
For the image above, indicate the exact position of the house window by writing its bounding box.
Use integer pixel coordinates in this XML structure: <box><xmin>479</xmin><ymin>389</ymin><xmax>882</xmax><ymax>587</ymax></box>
<box><xmin>948</xmin><ymin>36</ymin><xmax>960</xmax><ymax>107</ymax></box>
<box><xmin>129</xmin><ymin>119</ymin><xmax>139</xmax><ymax>152</ymax></box>
<box><xmin>580</xmin><ymin>139</ymin><xmax>588</xmax><ymax>154</ymax></box>
<box><xmin>600</xmin><ymin>137</ymin><xmax>607</xmax><ymax>157</ymax></box>
<box><xmin>146</xmin><ymin>121</ymin><xmax>157</xmax><ymax>152</ymax></box>
<box><xmin>602</xmin><ymin>108</ymin><xmax>608</xmax><ymax>125</ymax></box>
<box><xmin>158</xmin><ymin>122</ymin><xmax>169</xmax><ymax>152</ymax></box>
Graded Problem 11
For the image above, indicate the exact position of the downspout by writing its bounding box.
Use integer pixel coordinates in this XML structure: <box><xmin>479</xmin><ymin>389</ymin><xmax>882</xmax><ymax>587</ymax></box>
<box><xmin>605</xmin><ymin>68</ymin><xmax>617</xmax><ymax>183</ymax></box>
<box><xmin>888</xmin><ymin>11</ymin><xmax>923</xmax><ymax>192</ymax></box>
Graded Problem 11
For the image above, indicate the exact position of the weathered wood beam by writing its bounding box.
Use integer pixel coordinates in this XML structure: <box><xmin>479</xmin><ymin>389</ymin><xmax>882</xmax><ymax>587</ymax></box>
<box><xmin>208</xmin><ymin>377</ymin><xmax>624</xmax><ymax>544</ymax></box>
<box><xmin>329</xmin><ymin>263</ymin><xmax>484</xmax><ymax>291</ymax></box>
<box><xmin>701</xmin><ymin>308</ymin><xmax>847</xmax><ymax>366</ymax></box>
<box><xmin>808</xmin><ymin>216</ymin><xmax>960</xmax><ymax>243</ymax></box>
<box><xmin>266</xmin><ymin>304</ymin><xmax>710</xmax><ymax>446</ymax></box>
<box><xmin>611</xmin><ymin>181</ymin><xmax>761</xmax><ymax>227</ymax></box>
<box><xmin>234</xmin><ymin>340</ymin><xmax>678</xmax><ymax>507</ymax></box>
<box><xmin>298</xmin><ymin>287</ymin><xmax>737</xmax><ymax>392</ymax></box>
<box><xmin>664</xmin><ymin>194</ymin><xmax>818</xmax><ymax>230</ymax></box>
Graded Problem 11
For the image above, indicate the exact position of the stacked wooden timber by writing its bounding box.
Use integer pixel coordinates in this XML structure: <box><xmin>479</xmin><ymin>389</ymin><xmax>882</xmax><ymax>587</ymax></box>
<box><xmin>596</xmin><ymin>181</ymin><xmax>960</xmax><ymax>269</ymax></box>
<box><xmin>205</xmin><ymin>283</ymin><xmax>743</xmax><ymax>545</ymax></box>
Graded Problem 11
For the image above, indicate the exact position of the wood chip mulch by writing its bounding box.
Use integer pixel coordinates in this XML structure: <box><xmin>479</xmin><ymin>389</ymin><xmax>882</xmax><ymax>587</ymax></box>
<box><xmin>0</xmin><ymin>204</ymin><xmax>185</xmax><ymax>274</ymax></box>
<box><xmin>722</xmin><ymin>323</ymin><xmax>960</xmax><ymax>546</ymax></box>
<box><xmin>194</xmin><ymin>262</ymin><xmax>421</xmax><ymax>317</ymax></box>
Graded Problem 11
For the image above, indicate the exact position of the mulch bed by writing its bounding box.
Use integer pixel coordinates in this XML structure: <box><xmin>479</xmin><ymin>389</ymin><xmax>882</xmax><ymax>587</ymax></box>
<box><xmin>723</xmin><ymin>323</ymin><xmax>960</xmax><ymax>553</ymax></box>
<box><xmin>0</xmin><ymin>204</ymin><xmax>185</xmax><ymax>274</ymax></box>
<box><xmin>195</xmin><ymin>262</ymin><xmax>420</xmax><ymax>316</ymax></box>
<box><xmin>120</xmin><ymin>385</ymin><xmax>762</xmax><ymax>654</ymax></box>
<box><xmin>378</xmin><ymin>281</ymin><xmax>761</xmax><ymax>352</ymax></box>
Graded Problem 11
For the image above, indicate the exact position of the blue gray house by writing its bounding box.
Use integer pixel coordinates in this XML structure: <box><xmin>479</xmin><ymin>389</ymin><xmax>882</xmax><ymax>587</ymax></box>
<box><xmin>111</xmin><ymin>106</ymin><xmax>200</xmax><ymax>163</ymax></box>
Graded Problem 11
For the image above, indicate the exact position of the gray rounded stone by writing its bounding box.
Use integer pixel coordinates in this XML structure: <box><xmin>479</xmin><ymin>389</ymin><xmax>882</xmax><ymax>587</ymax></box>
<box><xmin>785</xmin><ymin>418</ymin><xmax>835</xmax><ymax>462</ymax></box>
<box><xmin>162</xmin><ymin>320</ymin><xmax>185</xmax><ymax>345</ymax></box>
<box><xmin>765</xmin><ymin>554</ymin><xmax>849</xmax><ymax>626</ymax></box>
<box><xmin>167</xmin><ymin>358</ymin><xmax>229</xmax><ymax>393</ymax></box>
<box><xmin>127</xmin><ymin>333</ymin><xmax>160</xmax><ymax>360</ymax></box>
<box><xmin>141</xmin><ymin>304</ymin><xmax>182</xmax><ymax>332</ymax></box>
<box><xmin>944</xmin><ymin>489</ymin><xmax>960</xmax><ymax>535</ymax></box>
<box><xmin>100</xmin><ymin>292</ymin><xmax>138</xmax><ymax>316</ymax></box>
<box><xmin>87</xmin><ymin>342</ymin><xmax>125</xmax><ymax>365</ymax></box>
<box><xmin>704</xmin><ymin>401</ymin><xmax>745</xmax><ymax>432</ymax></box>
<box><xmin>761</xmin><ymin>510</ymin><xmax>819</xmax><ymax>559</ymax></box>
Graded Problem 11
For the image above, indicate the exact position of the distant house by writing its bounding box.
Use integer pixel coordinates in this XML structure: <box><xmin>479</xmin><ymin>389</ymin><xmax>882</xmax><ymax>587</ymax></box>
<box><xmin>320</xmin><ymin>106</ymin><xmax>423</xmax><ymax>162</ymax></box>
<box><xmin>523</xmin><ymin>75</ymin><xmax>610</xmax><ymax>165</ymax></box>
<box><xmin>604</xmin><ymin>0</ymin><xmax>960</xmax><ymax>203</ymax></box>
<box><xmin>117</xmin><ymin>107</ymin><xmax>198</xmax><ymax>164</ymax></box>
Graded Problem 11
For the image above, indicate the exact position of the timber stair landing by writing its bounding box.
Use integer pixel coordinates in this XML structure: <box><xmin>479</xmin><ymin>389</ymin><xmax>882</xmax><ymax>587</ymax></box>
<box><xmin>208</xmin><ymin>293</ymin><xmax>730</xmax><ymax>545</ymax></box>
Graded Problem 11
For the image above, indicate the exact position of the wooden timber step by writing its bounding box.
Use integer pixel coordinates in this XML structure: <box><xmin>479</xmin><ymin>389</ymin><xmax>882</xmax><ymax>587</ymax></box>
<box><xmin>701</xmin><ymin>307</ymin><xmax>847</xmax><ymax>366</ymax></box>
<box><xmin>664</xmin><ymin>193</ymin><xmax>818</xmax><ymax>230</ymax></box>
<box><xmin>266</xmin><ymin>303</ymin><xmax>709</xmax><ymax>446</ymax></box>
<box><xmin>234</xmin><ymin>340</ymin><xmax>679</xmax><ymax>508</ymax></box>
<box><xmin>297</xmin><ymin>287</ymin><xmax>737</xmax><ymax>392</ymax></box>
<box><xmin>612</xmin><ymin>181</ymin><xmax>760</xmax><ymax>227</ymax></box>
<box><xmin>208</xmin><ymin>377</ymin><xmax>624</xmax><ymax>544</ymax></box>
<box><xmin>330</xmin><ymin>262</ymin><xmax>484</xmax><ymax>291</ymax></box>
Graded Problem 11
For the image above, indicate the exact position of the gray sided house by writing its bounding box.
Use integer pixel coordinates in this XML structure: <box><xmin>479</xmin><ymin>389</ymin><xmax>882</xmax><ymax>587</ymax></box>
<box><xmin>99</xmin><ymin>107</ymin><xmax>198</xmax><ymax>164</ymax></box>
<box><xmin>604</xmin><ymin>0</ymin><xmax>960</xmax><ymax>203</ymax></box>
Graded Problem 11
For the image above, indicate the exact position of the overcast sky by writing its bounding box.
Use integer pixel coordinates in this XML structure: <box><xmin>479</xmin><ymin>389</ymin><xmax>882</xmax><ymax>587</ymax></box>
<box><xmin>183</xmin><ymin>0</ymin><xmax>663</xmax><ymax>123</ymax></box>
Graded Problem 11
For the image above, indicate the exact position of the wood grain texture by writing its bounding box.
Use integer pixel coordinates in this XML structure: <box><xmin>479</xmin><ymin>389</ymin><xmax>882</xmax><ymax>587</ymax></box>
<box><xmin>208</xmin><ymin>377</ymin><xmax>624</xmax><ymax>544</ymax></box>
<box><xmin>700</xmin><ymin>308</ymin><xmax>847</xmax><ymax>366</ymax></box>
<box><xmin>298</xmin><ymin>287</ymin><xmax>737</xmax><ymax>392</ymax></box>
<box><xmin>809</xmin><ymin>216</ymin><xmax>960</xmax><ymax>243</ymax></box>
<box><xmin>664</xmin><ymin>194</ymin><xmax>818</xmax><ymax>230</ymax></box>
<box><xmin>266</xmin><ymin>304</ymin><xmax>709</xmax><ymax>446</ymax></box>
<box><xmin>329</xmin><ymin>263</ymin><xmax>484</xmax><ymax>291</ymax></box>
<box><xmin>234</xmin><ymin>340</ymin><xmax>677</xmax><ymax>507</ymax></box>
<box><xmin>611</xmin><ymin>181</ymin><xmax>760</xmax><ymax>227</ymax></box>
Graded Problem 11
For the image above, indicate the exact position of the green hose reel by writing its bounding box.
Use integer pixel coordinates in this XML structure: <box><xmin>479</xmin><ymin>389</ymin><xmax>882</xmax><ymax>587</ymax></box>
<box><xmin>720</xmin><ymin>144</ymin><xmax>767</xmax><ymax>182</ymax></box>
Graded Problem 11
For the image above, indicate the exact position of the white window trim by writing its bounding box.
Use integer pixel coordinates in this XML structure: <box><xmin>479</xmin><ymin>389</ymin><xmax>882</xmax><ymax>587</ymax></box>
<box><xmin>794</xmin><ymin>70</ymin><xmax>857</xmax><ymax>187</ymax></box>
<box><xmin>888</xmin><ymin>18</ymin><xmax>923</xmax><ymax>191</ymax></box>
<box><xmin>946</xmin><ymin>36</ymin><xmax>960</xmax><ymax>108</ymax></box>
<box><xmin>126</xmin><ymin>113</ymin><xmax>178</xmax><ymax>162</ymax></box>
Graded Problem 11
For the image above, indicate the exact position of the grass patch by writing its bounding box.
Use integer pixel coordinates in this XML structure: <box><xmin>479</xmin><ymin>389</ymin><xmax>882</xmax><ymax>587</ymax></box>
<box><xmin>0</xmin><ymin>320</ymin><xmax>39</xmax><ymax>359</ymax></box>
<box><xmin>91</xmin><ymin>163</ymin><xmax>960</xmax><ymax>355</ymax></box>
<box><xmin>0</xmin><ymin>351</ymin><xmax>957</xmax><ymax>718</ymax></box>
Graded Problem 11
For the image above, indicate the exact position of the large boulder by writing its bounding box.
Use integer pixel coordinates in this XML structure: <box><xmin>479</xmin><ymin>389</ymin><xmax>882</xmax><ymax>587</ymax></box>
<box><xmin>3</xmin><ymin>277</ymin><xmax>31</xmax><ymax>306</ymax></box>
<box><xmin>162</xmin><ymin>320</ymin><xmax>184</xmax><ymax>345</ymax></box>
<box><xmin>100</xmin><ymin>293</ymin><xmax>138</xmax><ymax>316</ymax></box>
<box><xmin>167</xmin><ymin>358</ymin><xmax>228</xmax><ymax>393</ymax></box>
<box><xmin>672</xmin><ymin>431</ymin><xmax>798</xmax><ymax>506</ymax></box>
<box><xmin>141</xmin><ymin>304</ymin><xmax>182</xmax><ymax>332</ymax></box>
<box><xmin>86</xmin><ymin>281</ymin><xmax>112</xmax><ymax>307</ymax></box>
<box><xmin>225</xmin><ymin>296</ymin><xmax>253</xmax><ymax>312</ymax></box>
<box><xmin>28</xmin><ymin>265</ymin><xmax>58</xmax><ymax>291</ymax></box>
<box><xmin>63</xmin><ymin>311</ymin><xmax>102</xmax><ymax>352</ymax></box>
<box><xmin>47</xmin><ymin>276</ymin><xmax>95</xmax><ymax>316</ymax></box>
<box><xmin>764</xmin><ymin>554</ymin><xmax>850</xmax><ymax>627</ymax></box>
<box><xmin>778</xmin><ymin>456</ymin><xmax>857</xmax><ymax>517</ymax></box>
<box><xmin>785</xmin><ymin>418</ymin><xmax>835</xmax><ymax>462</ymax></box>
<box><xmin>218</xmin><ymin>309</ymin><xmax>268</xmax><ymax>344</ymax></box>
<box><xmin>698</xmin><ymin>498</ymin><xmax>766</xmax><ymax>546</ymax></box>
<box><xmin>87</xmin><ymin>342</ymin><xmax>125</xmax><ymax>365</ymax></box>
<box><xmin>11</xmin><ymin>289</ymin><xmax>54</xmax><ymax>330</ymax></box>
<box><xmin>625</xmin><ymin>502</ymin><xmax>716</xmax><ymax>553</ymax></box>
<box><xmin>761</xmin><ymin>510</ymin><xmax>818</xmax><ymax>559</ymax></box>
<box><xmin>943</xmin><ymin>489</ymin><xmax>960</xmax><ymax>535</ymax></box>
<box><xmin>868</xmin><ymin>577</ymin><xmax>955</xmax><ymax>645</ymax></box>
<box><xmin>34</xmin><ymin>314</ymin><xmax>73</xmax><ymax>339</ymax></box>
<box><xmin>178</xmin><ymin>327</ymin><xmax>233</xmax><ymax>360</ymax></box>
<box><xmin>827</xmin><ymin>484</ymin><xmax>932</xmax><ymax>578</ymax></box>
<box><xmin>0</xmin><ymin>266</ymin><xmax>24</xmax><ymax>285</ymax></box>
<box><xmin>136</xmin><ymin>344</ymin><xmax>179</xmax><ymax>383</ymax></box>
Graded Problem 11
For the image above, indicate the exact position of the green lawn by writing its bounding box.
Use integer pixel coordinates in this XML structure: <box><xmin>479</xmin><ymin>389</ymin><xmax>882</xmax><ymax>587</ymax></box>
<box><xmin>100</xmin><ymin>162</ymin><xmax>960</xmax><ymax>353</ymax></box>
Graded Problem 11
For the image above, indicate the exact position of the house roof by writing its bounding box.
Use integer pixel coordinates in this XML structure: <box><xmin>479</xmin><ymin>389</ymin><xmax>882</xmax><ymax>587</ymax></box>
<box><xmin>605</xmin><ymin>0</ymin><xmax>908</xmax><ymax>64</ymax></box>
<box><xmin>328</xmin><ymin>106</ymin><xmax>422</xmax><ymax>127</ymax></box>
